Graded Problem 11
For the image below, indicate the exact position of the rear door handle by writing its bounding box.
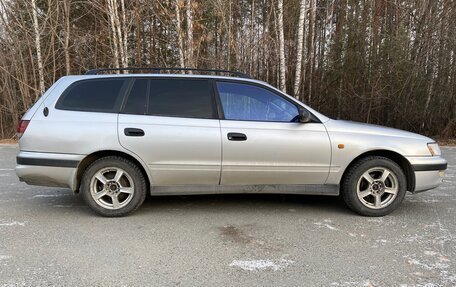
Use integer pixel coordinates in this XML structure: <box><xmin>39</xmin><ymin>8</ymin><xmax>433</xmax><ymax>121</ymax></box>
<box><xmin>124</xmin><ymin>128</ymin><xmax>145</xmax><ymax>137</ymax></box>
<box><xmin>227</xmin><ymin>132</ymin><xmax>247</xmax><ymax>141</ymax></box>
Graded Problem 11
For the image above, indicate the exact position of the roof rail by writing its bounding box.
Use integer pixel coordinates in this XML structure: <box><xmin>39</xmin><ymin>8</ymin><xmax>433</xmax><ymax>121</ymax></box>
<box><xmin>85</xmin><ymin>67</ymin><xmax>251</xmax><ymax>79</ymax></box>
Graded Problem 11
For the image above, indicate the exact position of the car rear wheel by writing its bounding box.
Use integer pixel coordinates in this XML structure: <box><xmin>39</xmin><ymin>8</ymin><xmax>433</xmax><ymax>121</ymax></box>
<box><xmin>341</xmin><ymin>156</ymin><xmax>407</xmax><ymax>216</ymax></box>
<box><xmin>81</xmin><ymin>156</ymin><xmax>147</xmax><ymax>217</ymax></box>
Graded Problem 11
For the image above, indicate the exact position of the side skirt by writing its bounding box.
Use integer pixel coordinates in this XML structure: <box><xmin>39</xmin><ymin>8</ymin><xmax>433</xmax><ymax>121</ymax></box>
<box><xmin>150</xmin><ymin>184</ymin><xmax>339</xmax><ymax>196</ymax></box>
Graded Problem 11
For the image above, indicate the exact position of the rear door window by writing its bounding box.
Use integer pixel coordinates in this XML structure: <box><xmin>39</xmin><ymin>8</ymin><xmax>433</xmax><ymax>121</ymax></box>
<box><xmin>122</xmin><ymin>78</ymin><xmax>216</xmax><ymax>119</ymax></box>
<box><xmin>148</xmin><ymin>79</ymin><xmax>216</xmax><ymax>119</ymax></box>
<box><xmin>56</xmin><ymin>78</ymin><xmax>127</xmax><ymax>112</ymax></box>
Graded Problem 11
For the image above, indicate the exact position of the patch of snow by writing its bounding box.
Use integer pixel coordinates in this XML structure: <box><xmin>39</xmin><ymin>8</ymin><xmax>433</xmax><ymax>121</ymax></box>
<box><xmin>424</xmin><ymin>251</ymin><xmax>438</xmax><ymax>256</ymax></box>
<box><xmin>439</xmin><ymin>256</ymin><xmax>450</xmax><ymax>262</ymax></box>
<box><xmin>0</xmin><ymin>221</ymin><xmax>25</xmax><ymax>227</ymax></box>
<box><xmin>229</xmin><ymin>259</ymin><xmax>293</xmax><ymax>271</ymax></box>
<box><xmin>367</xmin><ymin>218</ymin><xmax>383</xmax><ymax>223</ymax></box>
<box><xmin>32</xmin><ymin>194</ymin><xmax>69</xmax><ymax>198</ymax></box>
<box><xmin>330</xmin><ymin>280</ymin><xmax>374</xmax><ymax>287</ymax></box>
<box><xmin>406</xmin><ymin>257</ymin><xmax>449</xmax><ymax>271</ymax></box>
<box><xmin>314</xmin><ymin>221</ymin><xmax>338</xmax><ymax>231</ymax></box>
<box><xmin>407</xmin><ymin>198</ymin><xmax>442</xmax><ymax>203</ymax></box>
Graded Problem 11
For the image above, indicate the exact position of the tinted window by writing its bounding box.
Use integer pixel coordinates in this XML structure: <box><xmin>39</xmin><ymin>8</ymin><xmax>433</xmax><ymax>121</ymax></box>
<box><xmin>217</xmin><ymin>82</ymin><xmax>299</xmax><ymax>122</ymax></box>
<box><xmin>148</xmin><ymin>79</ymin><xmax>215</xmax><ymax>119</ymax></box>
<box><xmin>57</xmin><ymin>79</ymin><xmax>126</xmax><ymax>112</ymax></box>
<box><xmin>123</xmin><ymin>79</ymin><xmax>148</xmax><ymax>115</ymax></box>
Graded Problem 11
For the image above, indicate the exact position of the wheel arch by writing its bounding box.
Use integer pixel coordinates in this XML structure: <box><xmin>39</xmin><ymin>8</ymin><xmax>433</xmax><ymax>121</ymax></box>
<box><xmin>341</xmin><ymin>150</ymin><xmax>415</xmax><ymax>192</ymax></box>
<box><xmin>74</xmin><ymin>150</ymin><xmax>151</xmax><ymax>193</ymax></box>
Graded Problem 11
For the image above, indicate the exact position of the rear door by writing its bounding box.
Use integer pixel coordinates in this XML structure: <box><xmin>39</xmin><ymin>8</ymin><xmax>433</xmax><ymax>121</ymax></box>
<box><xmin>216</xmin><ymin>81</ymin><xmax>331</xmax><ymax>185</ymax></box>
<box><xmin>118</xmin><ymin>77</ymin><xmax>222</xmax><ymax>186</ymax></box>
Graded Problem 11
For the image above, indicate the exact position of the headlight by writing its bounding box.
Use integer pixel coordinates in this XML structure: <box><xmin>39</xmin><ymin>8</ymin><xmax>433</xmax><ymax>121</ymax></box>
<box><xmin>427</xmin><ymin>142</ymin><xmax>441</xmax><ymax>156</ymax></box>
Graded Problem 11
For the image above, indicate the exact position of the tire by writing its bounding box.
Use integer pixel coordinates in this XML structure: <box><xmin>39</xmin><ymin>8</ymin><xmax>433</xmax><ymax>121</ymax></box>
<box><xmin>341</xmin><ymin>156</ymin><xmax>407</xmax><ymax>217</ymax></box>
<box><xmin>80</xmin><ymin>156</ymin><xmax>147</xmax><ymax>217</ymax></box>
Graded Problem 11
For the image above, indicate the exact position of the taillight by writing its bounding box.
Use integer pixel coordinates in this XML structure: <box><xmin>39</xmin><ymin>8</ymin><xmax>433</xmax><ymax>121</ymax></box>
<box><xmin>17</xmin><ymin>120</ymin><xmax>30</xmax><ymax>138</ymax></box>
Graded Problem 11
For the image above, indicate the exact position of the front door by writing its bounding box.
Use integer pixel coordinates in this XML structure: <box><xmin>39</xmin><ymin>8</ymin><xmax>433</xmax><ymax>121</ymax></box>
<box><xmin>216</xmin><ymin>81</ymin><xmax>331</xmax><ymax>185</ymax></box>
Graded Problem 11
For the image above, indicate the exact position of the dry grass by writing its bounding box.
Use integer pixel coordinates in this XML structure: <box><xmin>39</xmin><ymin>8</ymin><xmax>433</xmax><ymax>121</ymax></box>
<box><xmin>438</xmin><ymin>139</ymin><xmax>456</xmax><ymax>146</ymax></box>
<box><xmin>0</xmin><ymin>138</ymin><xmax>18</xmax><ymax>144</ymax></box>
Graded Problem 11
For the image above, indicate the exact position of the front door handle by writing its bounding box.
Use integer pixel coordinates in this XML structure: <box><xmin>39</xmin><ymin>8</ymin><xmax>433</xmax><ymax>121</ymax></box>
<box><xmin>124</xmin><ymin>128</ymin><xmax>145</xmax><ymax>137</ymax></box>
<box><xmin>227</xmin><ymin>132</ymin><xmax>247</xmax><ymax>141</ymax></box>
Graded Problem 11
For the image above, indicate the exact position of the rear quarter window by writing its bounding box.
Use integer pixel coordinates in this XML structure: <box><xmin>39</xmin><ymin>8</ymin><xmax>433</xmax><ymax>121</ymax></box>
<box><xmin>56</xmin><ymin>78</ymin><xmax>127</xmax><ymax>112</ymax></box>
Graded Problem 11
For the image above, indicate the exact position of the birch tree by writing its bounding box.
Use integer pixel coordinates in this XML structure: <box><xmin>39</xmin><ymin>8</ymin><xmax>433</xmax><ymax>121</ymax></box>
<box><xmin>30</xmin><ymin>0</ymin><xmax>45</xmax><ymax>96</ymax></box>
<box><xmin>277</xmin><ymin>0</ymin><xmax>286</xmax><ymax>92</ymax></box>
<box><xmin>307</xmin><ymin>0</ymin><xmax>315</xmax><ymax>103</ymax></box>
<box><xmin>106</xmin><ymin>0</ymin><xmax>128</xmax><ymax>70</ymax></box>
<box><xmin>119</xmin><ymin>0</ymin><xmax>128</xmax><ymax>69</ymax></box>
<box><xmin>62</xmin><ymin>0</ymin><xmax>71</xmax><ymax>75</ymax></box>
<box><xmin>175</xmin><ymin>0</ymin><xmax>185</xmax><ymax>69</ymax></box>
<box><xmin>106</xmin><ymin>0</ymin><xmax>120</xmax><ymax>69</ymax></box>
<box><xmin>186</xmin><ymin>0</ymin><xmax>194</xmax><ymax>69</ymax></box>
<box><xmin>293</xmin><ymin>0</ymin><xmax>306</xmax><ymax>98</ymax></box>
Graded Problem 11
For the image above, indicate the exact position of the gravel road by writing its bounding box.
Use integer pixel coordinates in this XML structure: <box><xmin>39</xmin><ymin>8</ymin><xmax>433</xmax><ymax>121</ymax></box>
<box><xmin>0</xmin><ymin>145</ymin><xmax>454</xmax><ymax>286</ymax></box>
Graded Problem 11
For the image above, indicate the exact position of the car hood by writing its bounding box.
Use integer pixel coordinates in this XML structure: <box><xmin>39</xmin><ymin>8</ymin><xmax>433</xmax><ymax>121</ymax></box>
<box><xmin>325</xmin><ymin>120</ymin><xmax>433</xmax><ymax>142</ymax></box>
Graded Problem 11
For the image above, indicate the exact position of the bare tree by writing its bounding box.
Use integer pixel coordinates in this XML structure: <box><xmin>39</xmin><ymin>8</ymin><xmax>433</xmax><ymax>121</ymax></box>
<box><xmin>293</xmin><ymin>0</ymin><xmax>306</xmax><ymax>98</ymax></box>
<box><xmin>30</xmin><ymin>0</ymin><xmax>45</xmax><ymax>96</ymax></box>
<box><xmin>307</xmin><ymin>0</ymin><xmax>315</xmax><ymax>103</ymax></box>
<box><xmin>106</xmin><ymin>0</ymin><xmax>120</xmax><ymax>69</ymax></box>
<box><xmin>62</xmin><ymin>0</ymin><xmax>71</xmax><ymax>75</ymax></box>
<box><xmin>175</xmin><ymin>0</ymin><xmax>185</xmax><ymax>69</ymax></box>
<box><xmin>277</xmin><ymin>0</ymin><xmax>286</xmax><ymax>92</ymax></box>
<box><xmin>120</xmin><ymin>0</ymin><xmax>128</xmax><ymax>68</ymax></box>
<box><xmin>186</xmin><ymin>0</ymin><xmax>194</xmax><ymax>69</ymax></box>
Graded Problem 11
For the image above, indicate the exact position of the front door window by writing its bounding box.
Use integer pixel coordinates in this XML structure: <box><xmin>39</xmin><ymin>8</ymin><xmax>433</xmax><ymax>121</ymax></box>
<box><xmin>216</xmin><ymin>82</ymin><xmax>299</xmax><ymax>122</ymax></box>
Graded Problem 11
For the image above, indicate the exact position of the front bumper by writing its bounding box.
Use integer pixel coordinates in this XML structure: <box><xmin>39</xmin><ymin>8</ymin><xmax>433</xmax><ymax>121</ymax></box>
<box><xmin>15</xmin><ymin>151</ymin><xmax>83</xmax><ymax>191</ymax></box>
<box><xmin>406</xmin><ymin>156</ymin><xmax>447</xmax><ymax>193</ymax></box>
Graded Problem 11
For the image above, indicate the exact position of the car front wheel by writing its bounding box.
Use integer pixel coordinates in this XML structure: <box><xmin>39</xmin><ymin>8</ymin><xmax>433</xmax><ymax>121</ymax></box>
<box><xmin>81</xmin><ymin>156</ymin><xmax>147</xmax><ymax>217</ymax></box>
<box><xmin>341</xmin><ymin>156</ymin><xmax>407</xmax><ymax>216</ymax></box>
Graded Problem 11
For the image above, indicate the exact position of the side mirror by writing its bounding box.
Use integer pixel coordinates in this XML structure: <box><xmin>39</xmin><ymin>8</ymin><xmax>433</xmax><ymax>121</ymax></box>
<box><xmin>298</xmin><ymin>108</ymin><xmax>311</xmax><ymax>123</ymax></box>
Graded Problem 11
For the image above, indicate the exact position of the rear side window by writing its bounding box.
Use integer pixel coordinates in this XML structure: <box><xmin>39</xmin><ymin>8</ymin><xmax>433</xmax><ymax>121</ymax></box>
<box><xmin>123</xmin><ymin>78</ymin><xmax>216</xmax><ymax>119</ymax></box>
<box><xmin>56</xmin><ymin>78</ymin><xmax>126</xmax><ymax>112</ymax></box>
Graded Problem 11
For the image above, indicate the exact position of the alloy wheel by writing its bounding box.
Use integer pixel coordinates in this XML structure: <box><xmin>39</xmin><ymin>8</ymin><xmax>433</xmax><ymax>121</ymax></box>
<box><xmin>356</xmin><ymin>167</ymin><xmax>399</xmax><ymax>209</ymax></box>
<box><xmin>90</xmin><ymin>167</ymin><xmax>135</xmax><ymax>210</ymax></box>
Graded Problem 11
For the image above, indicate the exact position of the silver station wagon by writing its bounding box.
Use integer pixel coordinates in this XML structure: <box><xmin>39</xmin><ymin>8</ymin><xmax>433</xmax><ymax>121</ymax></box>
<box><xmin>15</xmin><ymin>68</ymin><xmax>447</xmax><ymax>217</ymax></box>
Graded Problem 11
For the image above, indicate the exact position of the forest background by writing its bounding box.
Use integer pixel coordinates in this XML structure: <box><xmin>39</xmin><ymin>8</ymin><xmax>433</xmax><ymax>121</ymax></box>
<box><xmin>0</xmin><ymin>0</ymin><xmax>455</xmax><ymax>139</ymax></box>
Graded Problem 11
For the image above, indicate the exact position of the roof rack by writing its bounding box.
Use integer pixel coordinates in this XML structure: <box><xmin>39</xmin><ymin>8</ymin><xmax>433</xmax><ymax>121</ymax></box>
<box><xmin>85</xmin><ymin>67</ymin><xmax>251</xmax><ymax>79</ymax></box>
